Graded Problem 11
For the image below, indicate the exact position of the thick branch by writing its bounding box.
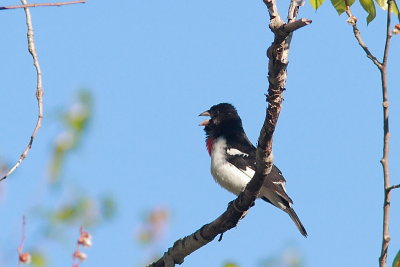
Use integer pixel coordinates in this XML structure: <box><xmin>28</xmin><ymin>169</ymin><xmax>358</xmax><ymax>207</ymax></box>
<box><xmin>0</xmin><ymin>0</ymin><xmax>43</xmax><ymax>183</ymax></box>
<box><xmin>148</xmin><ymin>1</ymin><xmax>310</xmax><ymax>266</ymax></box>
<box><xmin>0</xmin><ymin>0</ymin><xmax>85</xmax><ymax>10</ymax></box>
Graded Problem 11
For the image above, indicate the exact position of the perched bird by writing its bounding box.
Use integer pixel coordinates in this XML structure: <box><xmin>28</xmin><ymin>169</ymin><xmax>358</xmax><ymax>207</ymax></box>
<box><xmin>199</xmin><ymin>103</ymin><xmax>307</xmax><ymax>237</ymax></box>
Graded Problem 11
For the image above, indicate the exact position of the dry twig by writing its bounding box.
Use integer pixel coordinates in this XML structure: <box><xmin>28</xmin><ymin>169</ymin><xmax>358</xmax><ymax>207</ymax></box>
<box><xmin>0</xmin><ymin>0</ymin><xmax>85</xmax><ymax>10</ymax></box>
<box><xmin>0</xmin><ymin>0</ymin><xmax>43</xmax><ymax>183</ymax></box>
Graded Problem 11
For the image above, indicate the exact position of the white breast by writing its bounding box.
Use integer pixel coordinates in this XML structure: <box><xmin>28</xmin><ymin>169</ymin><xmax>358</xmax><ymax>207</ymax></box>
<box><xmin>210</xmin><ymin>137</ymin><xmax>254</xmax><ymax>195</ymax></box>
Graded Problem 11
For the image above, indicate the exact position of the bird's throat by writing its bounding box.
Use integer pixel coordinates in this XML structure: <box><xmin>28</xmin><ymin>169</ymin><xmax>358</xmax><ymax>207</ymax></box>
<box><xmin>206</xmin><ymin>137</ymin><xmax>214</xmax><ymax>156</ymax></box>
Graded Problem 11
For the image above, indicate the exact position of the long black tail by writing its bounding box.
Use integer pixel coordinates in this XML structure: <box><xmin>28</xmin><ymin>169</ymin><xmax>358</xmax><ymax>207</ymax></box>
<box><xmin>286</xmin><ymin>207</ymin><xmax>308</xmax><ymax>237</ymax></box>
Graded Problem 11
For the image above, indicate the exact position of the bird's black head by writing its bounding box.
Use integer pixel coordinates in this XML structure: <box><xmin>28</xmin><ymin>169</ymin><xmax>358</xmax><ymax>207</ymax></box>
<box><xmin>199</xmin><ymin>103</ymin><xmax>244</xmax><ymax>138</ymax></box>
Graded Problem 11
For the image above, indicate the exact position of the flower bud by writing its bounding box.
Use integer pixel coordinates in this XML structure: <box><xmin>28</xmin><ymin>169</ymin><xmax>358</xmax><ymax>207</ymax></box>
<box><xmin>19</xmin><ymin>252</ymin><xmax>31</xmax><ymax>264</ymax></box>
<box><xmin>347</xmin><ymin>16</ymin><xmax>357</xmax><ymax>25</ymax></box>
<box><xmin>393</xmin><ymin>24</ymin><xmax>400</xmax><ymax>35</ymax></box>
<box><xmin>73</xmin><ymin>251</ymin><xmax>87</xmax><ymax>261</ymax></box>
<box><xmin>78</xmin><ymin>231</ymin><xmax>92</xmax><ymax>248</ymax></box>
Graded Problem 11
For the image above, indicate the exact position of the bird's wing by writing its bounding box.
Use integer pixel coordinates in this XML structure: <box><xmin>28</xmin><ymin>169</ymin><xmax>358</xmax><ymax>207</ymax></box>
<box><xmin>264</xmin><ymin>165</ymin><xmax>293</xmax><ymax>204</ymax></box>
<box><xmin>225</xmin><ymin>145</ymin><xmax>256</xmax><ymax>178</ymax></box>
<box><xmin>225</xmin><ymin>142</ymin><xmax>293</xmax><ymax>205</ymax></box>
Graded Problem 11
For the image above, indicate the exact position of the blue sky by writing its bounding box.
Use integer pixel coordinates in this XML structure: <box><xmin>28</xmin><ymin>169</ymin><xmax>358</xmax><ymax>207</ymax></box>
<box><xmin>1</xmin><ymin>0</ymin><xmax>400</xmax><ymax>266</ymax></box>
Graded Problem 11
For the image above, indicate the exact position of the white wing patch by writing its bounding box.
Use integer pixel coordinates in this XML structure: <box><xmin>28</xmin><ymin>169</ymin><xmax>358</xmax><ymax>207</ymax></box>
<box><xmin>273</xmin><ymin>181</ymin><xmax>287</xmax><ymax>193</ymax></box>
<box><xmin>210</xmin><ymin>138</ymin><xmax>292</xmax><ymax>210</ymax></box>
<box><xmin>227</xmin><ymin>148</ymin><xmax>249</xmax><ymax>157</ymax></box>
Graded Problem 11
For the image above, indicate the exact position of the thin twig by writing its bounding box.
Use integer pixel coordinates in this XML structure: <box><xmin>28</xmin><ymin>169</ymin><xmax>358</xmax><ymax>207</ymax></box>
<box><xmin>379</xmin><ymin>1</ymin><xmax>393</xmax><ymax>266</ymax></box>
<box><xmin>17</xmin><ymin>216</ymin><xmax>27</xmax><ymax>256</ymax></box>
<box><xmin>344</xmin><ymin>2</ymin><xmax>382</xmax><ymax>69</ymax></box>
<box><xmin>17</xmin><ymin>216</ymin><xmax>28</xmax><ymax>266</ymax></box>
<box><xmin>387</xmin><ymin>184</ymin><xmax>400</xmax><ymax>192</ymax></box>
<box><xmin>0</xmin><ymin>0</ymin><xmax>43</xmax><ymax>183</ymax></box>
<box><xmin>382</xmin><ymin>2</ymin><xmax>392</xmax><ymax>68</ymax></box>
<box><xmin>0</xmin><ymin>0</ymin><xmax>85</xmax><ymax>10</ymax></box>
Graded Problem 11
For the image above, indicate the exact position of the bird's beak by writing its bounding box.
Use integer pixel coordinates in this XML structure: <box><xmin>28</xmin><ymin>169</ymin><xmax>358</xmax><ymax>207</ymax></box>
<box><xmin>199</xmin><ymin>111</ymin><xmax>210</xmax><ymax>117</ymax></box>
<box><xmin>198</xmin><ymin>110</ymin><xmax>210</xmax><ymax>126</ymax></box>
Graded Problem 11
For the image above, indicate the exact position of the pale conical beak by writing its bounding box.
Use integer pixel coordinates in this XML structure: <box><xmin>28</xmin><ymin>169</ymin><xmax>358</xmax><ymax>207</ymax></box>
<box><xmin>198</xmin><ymin>110</ymin><xmax>211</xmax><ymax>126</ymax></box>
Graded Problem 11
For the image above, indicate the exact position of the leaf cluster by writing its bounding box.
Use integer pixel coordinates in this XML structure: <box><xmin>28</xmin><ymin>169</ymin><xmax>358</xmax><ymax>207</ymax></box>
<box><xmin>310</xmin><ymin>0</ymin><xmax>400</xmax><ymax>23</ymax></box>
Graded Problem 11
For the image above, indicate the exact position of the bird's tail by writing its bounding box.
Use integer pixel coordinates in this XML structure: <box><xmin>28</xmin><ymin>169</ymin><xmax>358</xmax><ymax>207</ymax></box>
<box><xmin>286</xmin><ymin>207</ymin><xmax>308</xmax><ymax>237</ymax></box>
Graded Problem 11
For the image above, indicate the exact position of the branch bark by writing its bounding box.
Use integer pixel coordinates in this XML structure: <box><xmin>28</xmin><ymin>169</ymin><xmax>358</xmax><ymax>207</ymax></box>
<box><xmin>0</xmin><ymin>0</ymin><xmax>85</xmax><ymax>10</ymax></box>
<box><xmin>0</xmin><ymin>0</ymin><xmax>43</xmax><ymax>183</ymax></box>
<box><xmin>148</xmin><ymin>1</ymin><xmax>311</xmax><ymax>266</ymax></box>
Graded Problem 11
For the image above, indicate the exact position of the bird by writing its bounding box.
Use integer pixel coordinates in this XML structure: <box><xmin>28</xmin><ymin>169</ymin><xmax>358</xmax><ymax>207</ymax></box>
<box><xmin>199</xmin><ymin>103</ymin><xmax>307</xmax><ymax>237</ymax></box>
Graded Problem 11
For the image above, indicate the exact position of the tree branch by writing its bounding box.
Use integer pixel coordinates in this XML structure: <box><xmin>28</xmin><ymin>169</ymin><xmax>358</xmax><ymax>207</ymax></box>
<box><xmin>284</xmin><ymin>18</ymin><xmax>312</xmax><ymax>33</ymax></box>
<box><xmin>344</xmin><ymin>3</ymin><xmax>382</xmax><ymax>69</ymax></box>
<box><xmin>387</xmin><ymin>184</ymin><xmax>400</xmax><ymax>192</ymax></box>
<box><xmin>343</xmin><ymin>2</ymin><xmax>395</xmax><ymax>265</ymax></box>
<box><xmin>0</xmin><ymin>0</ymin><xmax>43</xmax><ymax>183</ymax></box>
<box><xmin>148</xmin><ymin>1</ymin><xmax>311</xmax><ymax>266</ymax></box>
<box><xmin>378</xmin><ymin>1</ymin><xmax>393</xmax><ymax>266</ymax></box>
<box><xmin>0</xmin><ymin>0</ymin><xmax>85</xmax><ymax>10</ymax></box>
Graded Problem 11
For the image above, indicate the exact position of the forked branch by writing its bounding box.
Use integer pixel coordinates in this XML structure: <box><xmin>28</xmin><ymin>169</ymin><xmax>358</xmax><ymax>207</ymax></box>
<box><xmin>344</xmin><ymin>1</ymin><xmax>396</xmax><ymax>266</ymax></box>
<box><xmin>148</xmin><ymin>1</ymin><xmax>311</xmax><ymax>266</ymax></box>
<box><xmin>344</xmin><ymin>2</ymin><xmax>382</xmax><ymax>69</ymax></box>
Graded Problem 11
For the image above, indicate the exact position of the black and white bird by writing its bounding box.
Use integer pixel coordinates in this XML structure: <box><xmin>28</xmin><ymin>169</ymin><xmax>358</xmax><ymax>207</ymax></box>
<box><xmin>199</xmin><ymin>103</ymin><xmax>307</xmax><ymax>237</ymax></box>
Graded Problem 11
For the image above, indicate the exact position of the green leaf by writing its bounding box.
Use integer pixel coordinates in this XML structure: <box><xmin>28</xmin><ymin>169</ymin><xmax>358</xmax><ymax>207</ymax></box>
<box><xmin>65</xmin><ymin>90</ymin><xmax>92</xmax><ymax>133</ymax></box>
<box><xmin>31</xmin><ymin>251</ymin><xmax>47</xmax><ymax>267</ymax></box>
<box><xmin>310</xmin><ymin>0</ymin><xmax>326</xmax><ymax>9</ymax></box>
<box><xmin>396</xmin><ymin>1</ymin><xmax>400</xmax><ymax>21</ymax></box>
<box><xmin>360</xmin><ymin>0</ymin><xmax>377</xmax><ymax>23</ymax></box>
<box><xmin>375</xmin><ymin>0</ymin><xmax>400</xmax><ymax>21</ymax></box>
<box><xmin>100</xmin><ymin>195</ymin><xmax>117</xmax><ymax>221</ymax></box>
<box><xmin>52</xmin><ymin>205</ymin><xmax>78</xmax><ymax>222</ymax></box>
<box><xmin>331</xmin><ymin>0</ymin><xmax>356</xmax><ymax>14</ymax></box>
<box><xmin>393</xmin><ymin>250</ymin><xmax>400</xmax><ymax>267</ymax></box>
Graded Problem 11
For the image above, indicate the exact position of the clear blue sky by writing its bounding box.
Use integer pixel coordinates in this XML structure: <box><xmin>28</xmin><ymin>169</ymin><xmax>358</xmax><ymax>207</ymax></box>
<box><xmin>1</xmin><ymin>0</ymin><xmax>400</xmax><ymax>266</ymax></box>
